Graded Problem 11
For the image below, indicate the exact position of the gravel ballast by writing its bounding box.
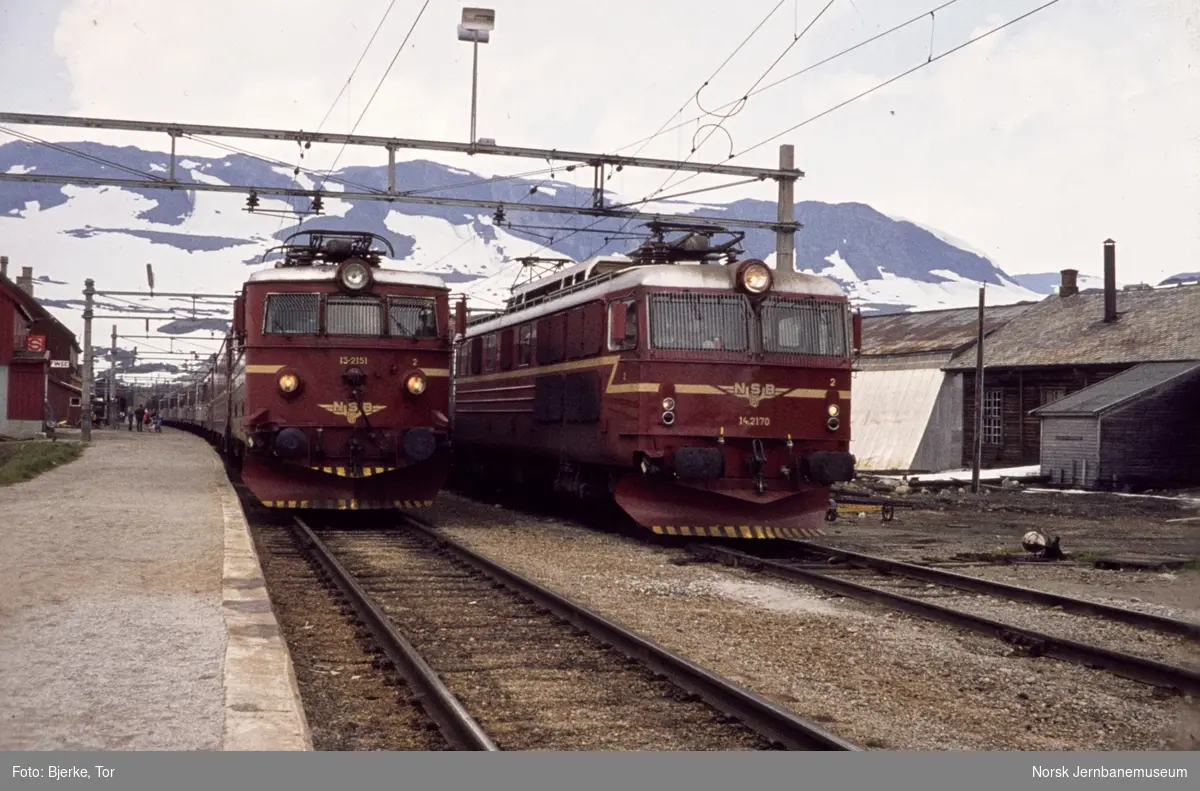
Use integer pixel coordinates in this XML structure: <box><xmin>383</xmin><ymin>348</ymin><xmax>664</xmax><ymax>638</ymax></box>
<box><xmin>0</xmin><ymin>430</ymin><xmax>226</xmax><ymax>750</ymax></box>
<box><xmin>427</xmin><ymin>492</ymin><xmax>1196</xmax><ymax>750</ymax></box>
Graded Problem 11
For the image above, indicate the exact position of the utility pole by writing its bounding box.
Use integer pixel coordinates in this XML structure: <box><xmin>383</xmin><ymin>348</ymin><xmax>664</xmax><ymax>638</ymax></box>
<box><xmin>971</xmin><ymin>285</ymin><xmax>985</xmax><ymax>494</ymax></box>
<box><xmin>776</xmin><ymin>144</ymin><xmax>796</xmax><ymax>272</ymax></box>
<box><xmin>108</xmin><ymin>324</ymin><xmax>117</xmax><ymax>429</ymax></box>
<box><xmin>81</xmin><ymin>279</ymin><xmax>95</xmax><ymax>442</ymax></box>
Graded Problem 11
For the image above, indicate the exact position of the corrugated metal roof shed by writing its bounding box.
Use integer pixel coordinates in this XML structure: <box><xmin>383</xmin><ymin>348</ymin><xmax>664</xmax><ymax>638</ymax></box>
<box><xmin>850</xmin><ymin>367</ymin><xmax>945</xmax><ymax>471</ymax></box>
<box><xmin>1030</xmin><ymin>360</ymin><xmax>1200</xmax><ymax>417</ymax></box>
<box><xmin>946</xmin><ymin>284</ymin><xmax>1200</xmax><ymax>370</ymax></box>
<box><xmin>861</xmin><ymin>302</ymin><xmax>1035</xmax><ymax>357</ymax></box>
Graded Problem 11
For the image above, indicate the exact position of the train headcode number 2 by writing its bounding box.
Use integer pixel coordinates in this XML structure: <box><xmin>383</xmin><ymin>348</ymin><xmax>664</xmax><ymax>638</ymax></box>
<box><xmin>739</xmin><ymin>416</ymin><xmax>771</xmax><ymax>427</ymax></box>
<box><xmin>339</xmin><ymin>356</ymin><xmax>368</xmax><ymax>365</ymax></box>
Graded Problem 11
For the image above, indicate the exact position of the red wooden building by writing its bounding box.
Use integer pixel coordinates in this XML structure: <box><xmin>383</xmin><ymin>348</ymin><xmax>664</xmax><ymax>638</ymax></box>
<box><xmin>0</xmin><ymin>256</ymin><xmax>82</xmax><ymax>438</ymax></box>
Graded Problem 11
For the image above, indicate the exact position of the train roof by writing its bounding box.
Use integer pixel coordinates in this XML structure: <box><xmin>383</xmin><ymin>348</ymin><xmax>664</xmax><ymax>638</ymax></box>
<box><xmin>244</xmin><ymin>265</ymin><xmax>449</xmax><ymax>291</ymax></box>
<box><xmin>466</xmin><ymin>256</ymin><xmax>846</xmax><ymax>335</ymax></box>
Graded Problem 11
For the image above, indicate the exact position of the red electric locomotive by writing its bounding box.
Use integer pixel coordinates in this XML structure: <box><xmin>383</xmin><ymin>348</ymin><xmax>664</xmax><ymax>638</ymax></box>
<box><xmin>451</xmin><ymin>222</ymin><xmax>861</xmax><ymax>539</ymax></box>
<box><xmin>165</xmin><ymin>229</ymin><xmax>454</xmax><ymax>510</ymax></box>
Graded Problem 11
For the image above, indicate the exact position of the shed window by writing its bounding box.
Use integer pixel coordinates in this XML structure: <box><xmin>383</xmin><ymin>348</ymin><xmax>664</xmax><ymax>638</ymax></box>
<box><xmin>327</xmin><ymin>296</ymin><xmax>382</xmax><ymax>336</ymax></box>
<box><xmin>264</xmin><ymin>293</ymin><xmax>320</xmax><ymax>335</ymax></box>
<box><xmin>1040</xmin><ymin>387</ymin><xmax>1066</xmax><ymax>405</ymax></box>
<box><xmin>982</xmin><ymin>389</ymin><xmax>1003</xmax><ymax>445</ymax></box>
<box><xmin>387</xmin><ymin>296</ymin><xmax>438</xmax><ymax>338</ymax></box>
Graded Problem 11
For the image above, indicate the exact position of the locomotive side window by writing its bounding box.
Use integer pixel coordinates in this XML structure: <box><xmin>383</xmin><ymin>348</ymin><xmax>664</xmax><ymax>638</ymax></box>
<box><xmin>387</xmin><ymin>296</ymin><xmax>438</xmax><ymax>338</ymax></box>
<box><xmin>327</xmin><ymin>295</ymin><xmax>383</xmax><ymax>336</ymax></box>
<box><xmin>517</xmin><ymin>324</ymin><xmax>533</xmax><ymax>366</ymax></box>
<box><xmin>483</xmin><ymin>333</ymin><xmax>497</xmax><ymax>373</ymax></box>
<box><xmin>264</xmin><ymin>293</ymin><xmax>320</xmax><ymax>335</ymax></box>
<box><xmin>760</xmin><ymin>297</ymin><xmax>848</xmax><ymax>357</ymax></box>
<box><xmin>649</xmin><ymin>293</ymin><xmax>749</xmax><ymax>351</ymax></box>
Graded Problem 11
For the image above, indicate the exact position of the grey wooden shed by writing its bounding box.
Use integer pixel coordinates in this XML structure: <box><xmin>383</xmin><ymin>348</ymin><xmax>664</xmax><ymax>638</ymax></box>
<box><xmin>1030</xmin><ymin>360</ymin><xmax>1200</xmax><ymax>490</ymax></box>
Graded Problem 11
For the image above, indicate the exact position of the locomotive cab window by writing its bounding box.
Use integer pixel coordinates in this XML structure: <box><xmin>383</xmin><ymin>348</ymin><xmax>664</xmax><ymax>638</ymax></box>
<box><xmin>649</xmin><ymin>293</ymin><xmax>749</xmax><ymax>351</ymax></box>
<box><xmin>608</xmin><ymin>299</ymin><xmax>639</xmax><ymax>351</ymax></box>
<box><xmin>326</xmin><ymin>295</ymin><xmax>382</xmax><ymax>336</ymax></box>
<box><xmin>387</xmin><ymin>296</ymin><xmax>438</xmax><ymax>338</ymax></box>
<box><xmin>264</xmin><ymin>293</ymin><xmax>320</xmax><ymax>335</ymax></box>
<box><xmin>760</xmin><ymin>297</ymin><xmax>848</xmax><ymax>357</ymax></box>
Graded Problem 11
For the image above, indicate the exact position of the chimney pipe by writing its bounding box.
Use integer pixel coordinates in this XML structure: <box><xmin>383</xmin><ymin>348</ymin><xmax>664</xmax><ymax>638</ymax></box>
<box><xmin>0</xmin><ymin>255</ymin><xmax>7</xmax><ymax>280</ymax></box>
<box><xmin>1059</xmin><ymin>268</ymin><xmax>1078</xmax><ymax>298</ymax></box>
<box><xmin>1103</xmin><ymin>239</ymin><xmax>1117</xmax><ymax>322</ymax></box>
<box><xmin>16</xmin><ymin>265</ymin><xmax>34</xmax><ymax>297</ymax></box>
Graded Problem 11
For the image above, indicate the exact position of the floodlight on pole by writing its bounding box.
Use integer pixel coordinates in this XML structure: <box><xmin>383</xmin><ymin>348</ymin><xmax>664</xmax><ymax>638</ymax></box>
<box><xmin>457</xmin><ymin>7</ymin><xmax>494</xmax><ymax>146</ymax></box>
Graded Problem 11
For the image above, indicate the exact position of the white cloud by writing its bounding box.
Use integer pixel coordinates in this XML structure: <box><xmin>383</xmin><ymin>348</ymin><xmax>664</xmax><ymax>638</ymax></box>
<box><xmin>0</xmin><ymin>0</ymin><xmax>1193</xmax><ymax>285</ymax></box>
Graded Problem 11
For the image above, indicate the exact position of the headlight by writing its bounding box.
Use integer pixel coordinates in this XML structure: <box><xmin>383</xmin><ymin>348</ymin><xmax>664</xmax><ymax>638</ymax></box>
<box><xmin>406</xmin><ymin>373</ymin><xmax>427</xmax><ymax>395</ymax></box>
<box><xmin>740</xmin><ymin>261</ymin><xmax>772</xmax><ymax>294</ymax></box>
<box><xmin>340</xmin><ymin>261</ymin><xmax>372</xmax><ymax>291</ymax></box>
<box><xmin>662</xmin><ymin>397</ymin><xmax>676</xmax><ymax>411</ymax></box>
<box><xmin>827</xmin><ymin>403</ymin><xmax>840</xmax><ymax>417</ymax></box>
<box><xmin>278</xmin><ymin>372</ymin><xmax>300</xmax><ymax>394</ymax></box>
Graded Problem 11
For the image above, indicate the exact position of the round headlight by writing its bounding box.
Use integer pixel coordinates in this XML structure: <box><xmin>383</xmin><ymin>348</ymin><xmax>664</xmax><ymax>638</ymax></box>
<box><xmin>278</xmin><ymin>372</ymin><xmax>300</xmax><ymax>393</ymax></box>
<box><xmin>741</xmin><ymin>262</ymin><xmax>772</xmax><ymax>294</ymax></box>
<box><xmin>662</xmin><ymin>397</ymin><xmax>676</xmax><ymax>411</ymax></box>
<box><xmin>827</xmin><ymin>403</ymin><xmax>840</xmax><ymax>417</ymax></box>
<box><xmin>340</xmin><ymin>261</ymin><xmax>371</xmax><ymax>291</ymax></box>
<box><xmin>406</xmin><ymin>373</ymin><xmax>427</xmax><ymax>395</ymax></box>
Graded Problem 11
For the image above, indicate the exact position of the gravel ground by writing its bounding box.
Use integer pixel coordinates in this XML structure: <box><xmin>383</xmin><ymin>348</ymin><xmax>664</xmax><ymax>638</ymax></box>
<box><xmin>938</xmin><ymin>564</ymin><xmax>1200</xmax><ymax>623</ymax></box>
<box><xmin>322</xmin><ymin>529</ymin><xmax>773</xmax><ymax>751</ymax></box>
<box><xmin>426</xmin><ymin>492</ymin><xmax>1195</xmax><ymax>750</ymax></box>
<box><xmin>246</xmin><ymin>517</ymin><xmax>448</xmax><ymax>751</ymax></box>
<box><xmin>812</xmin><ymin>569</ymin><xmax>1200</xmax><ymax>671</ymax></box>
<box><xmin>0</xmin><ymin>429</ymin><xmax>225</xmax><ymax>750</ymax></box>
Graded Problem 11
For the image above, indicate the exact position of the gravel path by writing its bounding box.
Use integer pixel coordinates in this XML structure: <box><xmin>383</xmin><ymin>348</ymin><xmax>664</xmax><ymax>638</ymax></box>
<box><xmin>0</xmin><ymin>429</ymin><xmax>226</xmax><ymax>750</ymax></box>
<box><xmin>426</xmin><ymin>492</ymin><xmax>1196</xmax><ymax>750</ymax></box>
<box><xmin>320</xmin><ymin>528</ymin><xmax>773</xmax><ymax>751</ymax></box>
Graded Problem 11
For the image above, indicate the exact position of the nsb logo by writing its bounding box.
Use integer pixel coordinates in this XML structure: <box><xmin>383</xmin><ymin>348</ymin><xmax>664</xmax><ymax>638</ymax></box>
<box><xmin>717</xmin><ymin>382</ymin><xmax>792</xmax><ymax>408</ymax></box>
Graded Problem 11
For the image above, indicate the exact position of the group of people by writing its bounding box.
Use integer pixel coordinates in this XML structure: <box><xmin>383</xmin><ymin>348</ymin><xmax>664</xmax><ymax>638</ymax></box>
<box><xmin>121</xmin><ymin>406</ymin><xmax>163</xmax><ymax>433</ymax></box>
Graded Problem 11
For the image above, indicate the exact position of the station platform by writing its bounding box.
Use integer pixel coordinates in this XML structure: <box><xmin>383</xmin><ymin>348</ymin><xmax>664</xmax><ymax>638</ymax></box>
<box><xmin>0</xmin><ymin>427</ymin><xmax>310</xmax><ymax>751</ymax></box>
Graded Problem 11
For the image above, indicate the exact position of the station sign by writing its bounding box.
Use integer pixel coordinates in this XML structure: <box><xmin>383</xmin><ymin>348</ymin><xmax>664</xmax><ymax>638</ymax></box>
<box><xmin>461</xmin><ymin>7</ymin><xmax>495</xmax><ymax>30</ymax></box>
<box><xmin>25</xmin><ymin>335</ymin><xmax>46</xmax><ymax>353</ymax></box>
<box><xmin>50</xmin><ymin>359</ymin><xmax>70</xmax><ymax>369</ymax></box>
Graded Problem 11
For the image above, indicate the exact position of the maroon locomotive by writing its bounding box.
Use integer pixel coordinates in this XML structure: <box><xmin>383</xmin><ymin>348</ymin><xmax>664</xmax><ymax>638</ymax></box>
<box><xmin>451</xmin><ymin>223</ymin><xmax>861</xmax><ymax>539</ymax></box>
<box><xmin>164</xmin><ymin>229</ymin><xmax>454</xmax><ymax>510</ymax></box>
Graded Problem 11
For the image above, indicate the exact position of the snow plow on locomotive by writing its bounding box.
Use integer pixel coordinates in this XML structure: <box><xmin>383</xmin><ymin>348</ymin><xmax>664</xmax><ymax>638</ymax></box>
<box><xmin>451</xmin><ymin>223</ymin><xmax>861</xmax><ymax>538</ymax></box>
<box><xmin>163</xmin><ymin>229</ymin><xmax>454</xmax><ymax>510</ymax></box>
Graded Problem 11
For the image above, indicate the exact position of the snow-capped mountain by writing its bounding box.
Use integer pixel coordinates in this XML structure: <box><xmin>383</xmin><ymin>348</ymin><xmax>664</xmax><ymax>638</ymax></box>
<box><xmin>1</xmin><ymin>139</ymin><xmax>1051</xmax><ymax>373</ymax></box>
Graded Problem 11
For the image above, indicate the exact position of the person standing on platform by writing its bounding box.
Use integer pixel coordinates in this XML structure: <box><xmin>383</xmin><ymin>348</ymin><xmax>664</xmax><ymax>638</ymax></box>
<box><xmin>134</xmin><ymin>405</ymin><xmax>145</xmax><ymax>432</ymax></box>
<box><xmin>128</xmin><ymin>410</ymin><xmax>135</xmax><ymax>431</ymax></box>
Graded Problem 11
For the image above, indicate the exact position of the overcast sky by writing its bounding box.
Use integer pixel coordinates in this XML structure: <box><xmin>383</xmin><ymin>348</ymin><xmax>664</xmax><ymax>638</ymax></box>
<box><xmin>1</xmin><ymin>0</ymin><xmax>1197</xmax><ymax>282</ymax></box>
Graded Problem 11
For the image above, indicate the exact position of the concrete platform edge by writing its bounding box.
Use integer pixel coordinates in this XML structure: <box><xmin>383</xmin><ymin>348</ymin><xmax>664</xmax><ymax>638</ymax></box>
<box><xmin>214</xmin><ymin>453</ymin><xmax>313</xmax><ymax>751</ymax></box>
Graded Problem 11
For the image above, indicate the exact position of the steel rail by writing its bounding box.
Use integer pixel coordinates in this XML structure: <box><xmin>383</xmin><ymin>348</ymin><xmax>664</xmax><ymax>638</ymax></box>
<box><xmin>290</xmin><ymin>517</ymin><xmax>498</xmax><ymax>751</ymax></box>
<box><xmin>400</xmin><ymin>516</ymin><xmax>858</xmax><ymax>751</ymax></box>
<box><xmin>693</xmin><ymin>544</ymin><xmax>1200</xmax><ymax>697</ymax></box>
<box><xmin>792</xmin><ymin>541</ymin><xmax>1200</xmax><ymax>641</ymax></box>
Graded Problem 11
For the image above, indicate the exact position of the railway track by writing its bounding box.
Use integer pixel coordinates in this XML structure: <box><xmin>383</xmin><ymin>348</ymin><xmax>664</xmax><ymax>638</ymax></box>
<box><xmin>290</xmin><ymin>516</ymin><xmax>858</xmax><ymax>751</ymax></box>
<box><xmin>789</xmin><ymin>541</ymin><xmax>1199</xmax><ymax>641</ymax></box>
<box><xmin>690</xmin><ymin>543</ymin><xmax>1200</xmax><ymax>697</ymax></box>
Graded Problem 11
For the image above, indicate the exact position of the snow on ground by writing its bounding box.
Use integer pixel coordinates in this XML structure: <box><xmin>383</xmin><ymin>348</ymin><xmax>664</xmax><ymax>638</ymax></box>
<box><xmin>877</xmin><ymin>465</ymin><xmax>1043</xmax><ymax>483</ymax></box>
<box><xmin>6</xmin><ymin>164</ymin><xmax>34</xmax><ymax>175</ymax></box>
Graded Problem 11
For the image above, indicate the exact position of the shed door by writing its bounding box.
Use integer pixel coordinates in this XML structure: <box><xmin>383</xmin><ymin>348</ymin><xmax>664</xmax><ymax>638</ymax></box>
<box><xmin>1041</xmin><ymin>416</ymin><xmax>1101</xmax><ymax>488</ymax></box>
